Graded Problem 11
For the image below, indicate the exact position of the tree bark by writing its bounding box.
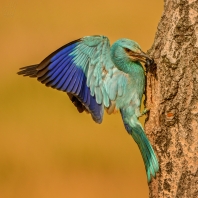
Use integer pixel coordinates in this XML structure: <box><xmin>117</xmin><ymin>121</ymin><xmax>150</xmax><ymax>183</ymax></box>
<box><xmin>145</xmin><ymin>0</ymin><xmax>198</xmax><ymax>197</ymax></box>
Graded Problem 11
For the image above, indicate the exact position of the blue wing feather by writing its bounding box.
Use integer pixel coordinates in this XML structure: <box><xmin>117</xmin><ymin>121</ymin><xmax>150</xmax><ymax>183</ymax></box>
<box><xmin>61</xmin><ymin>65</ymin><xmax>77</xmax><ymax>91</ymax></box>
<box><xmin>51</xmin><ymin>43</ymin><xmax>77</xmax><ymax>62</ymax></box>
<box><xmin>67</xmin><ymin>68</ymin><xmax>80</xmax><ymax>93</ymax></box>
<box><xmin>75</xmin><ymin>69</ymin><xmax>84</xmax><ymax>95</ymax></box>
<box><xmin>54</xmin><ymin>62</ymin><xmax>75</xmax><ymax>90</ymax></box>
<box><xmin>82</xmin><ymin>79</ymin><xmax>88</xmax><ymax>104</ymax></box>
<box><xmin>48</xmin><ymin>61</ymin><xmax>68</xmax><ymax>80</ymax></box>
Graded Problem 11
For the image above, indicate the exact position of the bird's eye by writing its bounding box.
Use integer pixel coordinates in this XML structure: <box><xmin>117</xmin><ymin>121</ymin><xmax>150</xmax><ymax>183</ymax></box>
<box><xmin>125</xmin><ymin>48</ymin><xmax>131</xmax><ymax>53</ymax></box>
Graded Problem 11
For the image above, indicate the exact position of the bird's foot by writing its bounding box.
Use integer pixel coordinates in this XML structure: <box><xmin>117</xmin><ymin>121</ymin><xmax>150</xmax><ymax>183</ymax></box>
<box><xmin>140</xmin><ymin>108</ymin><xmax>150</xmax><ymax>116</ymax></box>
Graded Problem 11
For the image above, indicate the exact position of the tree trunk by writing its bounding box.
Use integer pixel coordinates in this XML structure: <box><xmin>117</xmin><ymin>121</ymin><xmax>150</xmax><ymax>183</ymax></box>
<box><xmin>145</xmin><ymin>0</ymin><xmax>198</xmax><ymax>197</ymax></box>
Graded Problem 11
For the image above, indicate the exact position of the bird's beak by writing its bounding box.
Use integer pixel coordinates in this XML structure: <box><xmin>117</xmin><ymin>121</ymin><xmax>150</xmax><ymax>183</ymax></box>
<box><xmin>129</xmin><ymin>49</ymin><xmax>154</xmax><ymax>65</ymax></box>
<box><xmin>138</xmin><ymin>50</ymin><xmax>152</xmax><ymax>63</ymax></box>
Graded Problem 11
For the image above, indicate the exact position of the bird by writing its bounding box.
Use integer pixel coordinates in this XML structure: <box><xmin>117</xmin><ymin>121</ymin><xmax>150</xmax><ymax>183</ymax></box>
<box><xmin>17</xmin><ymin>35</ymin><xmax>159</xmax><ymax>182</ymax></box>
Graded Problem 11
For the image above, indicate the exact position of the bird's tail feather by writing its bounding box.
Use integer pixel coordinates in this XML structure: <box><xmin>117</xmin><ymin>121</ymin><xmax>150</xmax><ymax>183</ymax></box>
<box><xmin>131</xmin><ymin>124</ymin><xmax>159</xmax><ymax>182</ymax></box>
<box><xmin>17</xmin><ymin>65</ymin><xmax>38</xmax><ymax>77</ymax></box>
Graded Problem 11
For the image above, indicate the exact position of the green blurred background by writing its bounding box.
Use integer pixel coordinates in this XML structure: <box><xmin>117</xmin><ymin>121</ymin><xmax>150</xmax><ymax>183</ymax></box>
<box><xmin>0</xmin><ymin>1</ymin><xmax>163</xmax><ymax>197</ymax></box>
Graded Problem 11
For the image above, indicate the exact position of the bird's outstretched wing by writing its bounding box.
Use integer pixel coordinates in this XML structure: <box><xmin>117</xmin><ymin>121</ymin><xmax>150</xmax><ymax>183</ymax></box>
<box><xmin>18</xmin><ymin>35</ymin><xmax>128</xmax><ymax>123</ymax></box>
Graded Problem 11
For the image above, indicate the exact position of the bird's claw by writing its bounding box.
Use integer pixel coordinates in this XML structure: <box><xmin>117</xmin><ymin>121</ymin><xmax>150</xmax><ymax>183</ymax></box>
<box><xmin>140</xmin><ymin>108</ymin><xmax>150</xmax><ymax>116</ymax></box>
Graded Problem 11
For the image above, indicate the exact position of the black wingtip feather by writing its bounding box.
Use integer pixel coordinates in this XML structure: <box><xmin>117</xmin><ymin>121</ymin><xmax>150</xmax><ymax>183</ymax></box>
<box><xmin>17</xmin><ymin>64</ymin><xmax>38</xmax><ymax>77</ymax></box>
<box><xmin>17</xmin><ymin>39</ymin><xmax>81</xmax><ymax>77</ymax></box>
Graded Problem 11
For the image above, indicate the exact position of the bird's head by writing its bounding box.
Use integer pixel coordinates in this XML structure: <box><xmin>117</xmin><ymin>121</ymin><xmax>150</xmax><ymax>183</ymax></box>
<box><xmin>110</xmin><ymin>39</ymin><xmax>153</xmax><ymax>66</ymax></box>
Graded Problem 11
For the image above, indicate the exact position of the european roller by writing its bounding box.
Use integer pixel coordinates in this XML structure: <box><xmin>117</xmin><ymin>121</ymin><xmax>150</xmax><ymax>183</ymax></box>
<box><xmin>17</xmin><ymin>35</ymin><xmax>159</xmax><ymax>182</ymax></box>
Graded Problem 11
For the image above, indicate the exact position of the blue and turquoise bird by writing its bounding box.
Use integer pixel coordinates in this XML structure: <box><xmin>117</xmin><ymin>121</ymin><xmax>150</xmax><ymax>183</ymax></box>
<box><xmin>17</xmin><ymin>35</ymin><xmax>159</xmax><ymax>182</ymax></box>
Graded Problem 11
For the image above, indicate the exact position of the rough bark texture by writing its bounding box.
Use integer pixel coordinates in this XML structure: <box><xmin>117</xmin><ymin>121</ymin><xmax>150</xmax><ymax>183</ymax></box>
<box><xmin>145</xmin><ymin>0</ymin><xmax>198</xmax><ymax>197</ymax></box>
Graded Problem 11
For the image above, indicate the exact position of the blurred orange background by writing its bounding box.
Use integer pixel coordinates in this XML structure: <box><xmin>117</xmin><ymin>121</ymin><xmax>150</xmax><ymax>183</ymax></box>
<box><xmin>0</xmin><ymin>1</ymin><xmax>163</xmax><ymax>197</ymax></box>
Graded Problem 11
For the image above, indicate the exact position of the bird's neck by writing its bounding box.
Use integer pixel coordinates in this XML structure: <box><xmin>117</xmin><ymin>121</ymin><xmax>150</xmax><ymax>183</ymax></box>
<box><xmin>115</xmin><ymin>59</ymin><xmax>144</xmax><ymax>75</ymax></box>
